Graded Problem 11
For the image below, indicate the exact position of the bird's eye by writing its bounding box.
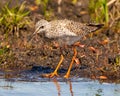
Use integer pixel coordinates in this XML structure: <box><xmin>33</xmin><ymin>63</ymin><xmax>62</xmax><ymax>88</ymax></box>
<box><xmin>40</xmin><ymin>26</ymin><xmax>44</xmax><ymax>29</ymax></box>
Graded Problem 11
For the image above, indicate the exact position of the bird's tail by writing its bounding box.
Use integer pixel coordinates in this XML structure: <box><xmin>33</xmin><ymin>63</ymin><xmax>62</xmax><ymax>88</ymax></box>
<box><xmin>87</xmin><ymin>23</ymin><xmax>104</xmax><ymax>32</ymax></box>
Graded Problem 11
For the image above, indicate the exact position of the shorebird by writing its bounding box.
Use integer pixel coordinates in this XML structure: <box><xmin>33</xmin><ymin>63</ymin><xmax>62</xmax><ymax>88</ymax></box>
<box><xmin>33</xmin><ymin>19</ymin><xmax>103</xmax><ymax>78</ymax></box>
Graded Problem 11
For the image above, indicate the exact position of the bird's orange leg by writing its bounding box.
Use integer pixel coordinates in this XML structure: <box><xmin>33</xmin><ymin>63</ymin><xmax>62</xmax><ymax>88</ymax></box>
<box><xmin>64</xmin><ymin>47</ymin><xmax>77</xmax><ymax>79</ymax></box>
<box><xmin>43</xmin><ymin>55</ymin><xmax>64</xmax><ymax>78</ymax></box>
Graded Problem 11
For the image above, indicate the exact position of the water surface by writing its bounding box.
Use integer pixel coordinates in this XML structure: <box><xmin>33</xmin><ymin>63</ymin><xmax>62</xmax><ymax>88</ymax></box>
<box><xmin>0</xmin><ymin>78</ymin><xmax>120</xmax><ymax>96</ymax></box>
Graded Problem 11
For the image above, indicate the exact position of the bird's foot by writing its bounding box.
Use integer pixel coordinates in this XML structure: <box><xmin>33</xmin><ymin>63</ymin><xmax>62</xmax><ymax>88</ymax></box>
<box><xmin>42</xmin><ymin>72</ymin><xmax>59</xmax><ymax>78</ymax></box>
<box><xmin>64</xmin><ymin>73</ymin><xmax>70</xmax><ymax>79</ymax></box>
<box><xmin>42</xmin><ymin>55</ymin><xmax>64</xmax><ymax>78</ymax></box>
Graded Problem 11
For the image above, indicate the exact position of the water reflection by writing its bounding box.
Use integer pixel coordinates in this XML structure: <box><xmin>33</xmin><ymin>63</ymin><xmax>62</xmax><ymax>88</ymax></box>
<box><xmin>0</xmin><ymin>78</ymin><xmax>120</xmax><ymax>96</ymax></box>
<box><xmin>53</xmin><ymin>79</ymin><xmax>61</xmax><ymax>96</ymax></box>
<box><xmin>69</xmin><ymin>81</ymin><xmax>74</xmax><ymax>96</ymax></box>
<box><xmin>0</xmin><ymin>80</ymin><xmax>14</xmax><ymax>90</ymax></box>
<box><xmin>53</xmin><ymin>79</ymin><xmax>74</xmax><ymax>96</ymax></box>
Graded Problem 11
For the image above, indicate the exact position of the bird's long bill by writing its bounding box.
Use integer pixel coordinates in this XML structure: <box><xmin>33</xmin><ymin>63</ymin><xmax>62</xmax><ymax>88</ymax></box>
<box><xmin>33</xmin><ymin>31</ymin><xmax>36</xmax><ymax>35</ymax></box>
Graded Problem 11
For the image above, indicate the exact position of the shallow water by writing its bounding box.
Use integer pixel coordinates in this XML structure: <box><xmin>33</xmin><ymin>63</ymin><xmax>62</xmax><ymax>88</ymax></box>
<box><xmin>0</xmin><ymin>78</ymin><xmax>120</xmax><ymax>96</ymax></box>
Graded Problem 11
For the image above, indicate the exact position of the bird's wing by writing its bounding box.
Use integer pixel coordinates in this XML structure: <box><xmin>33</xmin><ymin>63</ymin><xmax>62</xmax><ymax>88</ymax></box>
<box><xmin>65</xmin><ymin>20</ymin><xmax>86</xmax><ymax>36</ymax></box>
<box><xmin>66</xmin><ymin>20</ymin><xmax>103</xmax><ymax>37</ymax></box>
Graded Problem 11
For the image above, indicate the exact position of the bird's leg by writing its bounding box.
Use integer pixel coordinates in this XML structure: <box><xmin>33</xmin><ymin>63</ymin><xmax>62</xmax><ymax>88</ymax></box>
<box><xmin>43</xmin><ymin>55</ymin><xmax>64</xmax><ymax>78</ymax></box>
<box><xmin>64</xmin><ymin>47</ymin><xmax>77</xmax><ymax>79</ymax></box>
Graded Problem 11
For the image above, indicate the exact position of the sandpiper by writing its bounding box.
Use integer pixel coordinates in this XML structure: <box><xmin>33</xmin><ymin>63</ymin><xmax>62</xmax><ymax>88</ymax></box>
<box><xmin>33</xmin><ymin>19</ymin><xmax>103</xmax><ymax>78</ymax></box>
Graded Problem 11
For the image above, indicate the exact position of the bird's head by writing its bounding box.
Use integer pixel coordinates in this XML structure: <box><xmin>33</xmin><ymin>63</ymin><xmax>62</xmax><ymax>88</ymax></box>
<box><xmin>33</xmin><ymin>19</ymin><xmax>50</xmax><ymax>35</ymax></box>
